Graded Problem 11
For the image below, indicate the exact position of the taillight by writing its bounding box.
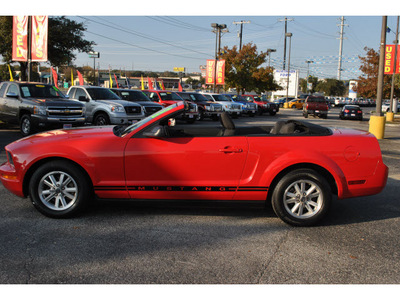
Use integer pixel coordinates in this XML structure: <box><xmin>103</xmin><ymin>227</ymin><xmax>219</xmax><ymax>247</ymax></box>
<box><xmin>358</xmin><ymin>110</ymin><xmax>362</xmax><ymax>114</ymax></box>
<box><xmin>344</xmin><ymin>109</ymin><xmax>349</xmax><ymax>113</ymax></box>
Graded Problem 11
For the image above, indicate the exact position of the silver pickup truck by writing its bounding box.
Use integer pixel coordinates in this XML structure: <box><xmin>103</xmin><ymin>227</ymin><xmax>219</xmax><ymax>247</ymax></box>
<box><xmin>0</xmin><ymin>81</ymin><xmax>86</xmax><ymax>136</ymax></box>
<box><xmin>67</xmin><ymin>86</ymin><xmax>145</xmax><ymax>125</ymax></box>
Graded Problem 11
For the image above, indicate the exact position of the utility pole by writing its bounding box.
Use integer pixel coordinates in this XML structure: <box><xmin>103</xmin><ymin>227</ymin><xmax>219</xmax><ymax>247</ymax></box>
<box><xmin>233</xmin><ymin>20</ymin><xmax>250</xmax><ymax>50</ymax></box>
<box><xmin>211</xmin><ymin>23</ymin><xmax>227</xmax><ymax>92</ymax></box>
<box><xmin>389</xmin><ymin>16</ymin><xmax>399</xmax><ymax>113</ymax></box>
<box><xmin>278</xmin><ymin>17</ymin><xmax>293</xmax><ymax>70</ymax></box>
<box><xmin>337</xmin><ymin>16</ymin><xmax>348</xmax><ymax>80</ymax></box>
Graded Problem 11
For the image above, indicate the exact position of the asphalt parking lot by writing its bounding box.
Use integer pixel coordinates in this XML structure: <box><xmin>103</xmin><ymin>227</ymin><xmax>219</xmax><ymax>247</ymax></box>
<box><xmin>0</xmin><ymin>107</ymin><xmax>399</xmax><ymax>284</ymax></box>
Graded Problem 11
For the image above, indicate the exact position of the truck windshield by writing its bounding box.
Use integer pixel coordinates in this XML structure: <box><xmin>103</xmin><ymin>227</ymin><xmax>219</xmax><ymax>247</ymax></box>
<box><xmin>159</xmin><ymin>92</ymin><xmax>182</xmax><ymax>101</ymax></box>
<box><xmin>115</xmin><ymin>90</ymin><xmax>152</xmax><ymax>102</ymax></box>
<box><xmin>87</xmin><ymin>88</ymin><xmax>120</xmax><ymax>100</ymax></box>
<box><xmin>20</xmin><ymin>84</ymin><xmax>67</xmax><ymax>99</ymax></box>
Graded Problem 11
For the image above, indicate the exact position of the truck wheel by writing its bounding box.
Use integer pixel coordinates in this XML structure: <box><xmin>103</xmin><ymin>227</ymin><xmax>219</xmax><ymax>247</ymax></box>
<box><xmin>304</xmin><ymin>112</ymin><xmax>308</xmax><ymax>118</ymax></box>
<box><xmin>271</xmin><ymin>169</ymin><xmax>332</xmax><ymax>226</ymax></box>
<box><xmin>269</xmin><ymin>111</ymin><xmax>277</xmax><ymax>116</ymax></box>
<box><xmin>29</xmin><ymin>160</ymin><xmax>91</xmax><ymax>218</ymax></box>
<box><xmin>20</xmin><ymin>114</ymin><xmax>35</xmax><ymax>136</ymax></box>
<box><xmin>94</xmin><ymin>113</ymin><xmax>110</xmax><ymax>126</ymax></box>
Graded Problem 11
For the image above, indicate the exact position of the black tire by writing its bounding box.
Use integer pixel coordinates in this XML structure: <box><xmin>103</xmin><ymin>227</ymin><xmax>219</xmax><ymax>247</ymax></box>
<box><xmin>94</xmin><ymin>113</ymin><xmax>110</xmax><ymax>126</ymax></box>
<box><xmin>303</xmin><ymin>112</ymin><xmax>308</xmax><ymax>118</ymax></box>
<box><xmin>211</xmin><ymin>115</ymin><xmax>219</xmax><ymax>121</ymax></box>
<box><xmin>29</xmin><ymin>160</ymin><xmax>92</xmax><ymax>218</ymax></box>
<box><xmin>271</xmin><ymin>169</ymin><xmax>332</xmax><ymax>226</ymax></box>
<box><xmin>269</xmin><ymin>111</ymin><xmax>277</xmax><ymax>116</ymax></box>
<box><xmin>20</xmin><ymin>114</ymin><xmax>35</xmax><ymax>136</ymax></box>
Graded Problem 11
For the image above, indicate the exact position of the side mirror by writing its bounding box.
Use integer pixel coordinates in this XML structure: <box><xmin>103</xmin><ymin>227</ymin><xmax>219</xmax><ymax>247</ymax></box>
<box><xmin>78</xmin><ymin>96</ymin><xmax>89</xmax><ymax>102</ymax></box>
<box><xmin>6</xmin><ymin>92</ymin><xmax>19</xmax><ymax>98</ymax></box>
<box><xmin>143</xmin><ymin>125</ymin><xmax>165</xmax><ymax>138</ymax></box>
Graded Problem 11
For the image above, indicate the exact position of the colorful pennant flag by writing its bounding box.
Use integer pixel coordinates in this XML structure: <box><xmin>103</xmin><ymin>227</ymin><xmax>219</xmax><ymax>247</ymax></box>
<box><xmin>77</xmin><ymin>70</ymin><xmax>84</xmax><ymax>85</ymax></box>
<box><xmin>8</xmin><ymin>64</ymin><xmax>14</xmax><ymax>81</ymax></box>
<box><xmin>141</xmin><ymin>75</ymin><xmax>145</xmax><ymax>90</ymax></box>
<box><xmin>114</xmin><ymin>74</ymin><xmax>119</xmax><ymax>88</ymax></box>
<box><xmin>51</xmin><ymin>67</ymin><xmax>58</xmax><ymax>88</ymax></box>
<box><xmin>71</xmin><ymin>69</ymin><xmax>74</xmax><ymax>86</ymax></box>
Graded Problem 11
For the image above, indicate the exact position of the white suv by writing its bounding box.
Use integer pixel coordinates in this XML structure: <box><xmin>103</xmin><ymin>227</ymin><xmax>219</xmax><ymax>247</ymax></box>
<box><xmin>201</xmin><ymin>93</ymin><xmax>242</xmax><ymax>118</ymax></box>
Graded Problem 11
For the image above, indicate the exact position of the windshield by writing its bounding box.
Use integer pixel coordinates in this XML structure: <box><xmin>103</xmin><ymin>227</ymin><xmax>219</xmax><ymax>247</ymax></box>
<box><xmin>116</xmin><ymin>90</ymin><xmax>151</xmax><ymax>102</ymax></box>
<box><xmin>120</xmin><ymin>103</ymin><xmax>179</xmax><ymax>136</ymax></box>
<box><xmin>213</xmin><ymin>94</ymin><xmax>231</xmax><ymax>101</ymax></box>
<box><xmin>181</xmin><ymin>93</ymin><xmax>208</xmax><ymax>102</ymax></box>
<box><xmin>156</xmin><ymin>92</ymin><xmax>182</xmax><ymax>101</ymax></box>
<box><xmin>20</xmin><ymin>84</ymin><xmax>67</xmax><ymax>99</ymax></box>
<box><xmin>231</xmin><ymin>95</ymin><xmax>248</xmax><ymax>102</ymax></box>
<box><xmin>87</xmin><ymin>88</ymin><xmax>120</xmax><ymax>100</ymax></box>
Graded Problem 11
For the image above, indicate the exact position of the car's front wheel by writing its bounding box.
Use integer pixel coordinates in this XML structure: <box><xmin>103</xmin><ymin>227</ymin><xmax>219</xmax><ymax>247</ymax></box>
<box><xmin>271</xmin><ymin>169</ymin><xmax>332</xmax><ymax>226</ymax></box>
<box><xmin>20</xmin><ymin>114</ymin><xmax>34</xmax><ymax>136</ymax></box>
<box><xmin>29</xmin><ymin>160</ymin><xmax>92</xmax><ymax>218</ymax></box>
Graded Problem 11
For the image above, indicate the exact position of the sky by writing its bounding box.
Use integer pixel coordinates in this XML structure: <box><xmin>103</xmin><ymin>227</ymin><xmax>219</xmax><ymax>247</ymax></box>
<box><xmin>6</xmin><ymin>0</ymin><xmax>400</xmax><ymax>81</ymax></box>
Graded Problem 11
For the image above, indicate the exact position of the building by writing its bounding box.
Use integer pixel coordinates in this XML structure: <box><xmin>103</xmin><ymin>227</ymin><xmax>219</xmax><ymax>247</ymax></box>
<box><xmin>271</xmin><ymin>70</ymin><xmax>300</xmax><ymax>99</ymax></box>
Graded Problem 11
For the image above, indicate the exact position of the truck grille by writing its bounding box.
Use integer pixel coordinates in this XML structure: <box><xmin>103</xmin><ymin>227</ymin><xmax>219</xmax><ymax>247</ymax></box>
<box><xmin>145</xmin><ymin>106</ymin><xmax>162</xmax><ymax>114</ymax></box>
<box><xmin>232</xmin><ymin>104</ymin><xmax>241</xmax><ymax>110</ymax></box>
<box><xmin>125</xmin><ymin>106</ymin><xmax>142</xmax><ymax>115</ymax></box>
<box><xmin>211</xmin><ymin>104</ymin><xmax>223</xmax><ymax>112</ymax></box>
<box><xmin>47</xmin><ymin>106</ymin><xmax>83</xmax><ymax>117</ymax></box>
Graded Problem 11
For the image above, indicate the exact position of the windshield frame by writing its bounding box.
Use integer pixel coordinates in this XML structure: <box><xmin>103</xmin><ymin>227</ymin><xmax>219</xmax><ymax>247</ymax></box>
<box><xmin>19</xmin><ymin>84</ymin><xmax>67</xmax><ymax>99</ymax></box>
<box><xmin>86</xmin><ymin>87</ymin><xmax>121</xmax><ymax>100</ymax></box>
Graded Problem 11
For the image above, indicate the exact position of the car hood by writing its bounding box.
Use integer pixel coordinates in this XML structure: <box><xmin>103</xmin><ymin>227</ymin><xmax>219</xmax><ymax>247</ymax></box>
<box><xmin>7</xmin><ymin>126</ymin><xmax>117</xmax><ymax>150</ymax></box>
<box><xmin>26</xmin><ymin>98</ymin><xmax>83</xmax><ymax>106</ymax></box>
<box><xmin>134</xmin><ymin>101</ymin><xmax>163</xmax><ymax>107</ymax></box>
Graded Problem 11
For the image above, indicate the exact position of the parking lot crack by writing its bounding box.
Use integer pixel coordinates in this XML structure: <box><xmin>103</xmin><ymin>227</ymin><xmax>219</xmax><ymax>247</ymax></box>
<box><xmin>255</xmin><ymin>229</ymin><xmax>291</xmax><ymax>284</ymax></box>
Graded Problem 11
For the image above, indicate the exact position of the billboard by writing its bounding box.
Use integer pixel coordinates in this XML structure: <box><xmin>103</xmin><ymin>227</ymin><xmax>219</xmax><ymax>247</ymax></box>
<box><xmin>12</xmin><ymin>16</ymin><xmax>29</xmax><ymax>61</ymax></box>
<box><xmin>384</xmin><ymin>44</ymin><xmax>400</xmax><ymax>74</ymax></box>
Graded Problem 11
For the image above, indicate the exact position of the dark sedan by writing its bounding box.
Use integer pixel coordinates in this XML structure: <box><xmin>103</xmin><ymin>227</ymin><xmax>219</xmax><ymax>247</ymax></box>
<box><xmin>339</xmin><ymin>105</ymin><xmax>363</xmax><ymax>121</ymax></box>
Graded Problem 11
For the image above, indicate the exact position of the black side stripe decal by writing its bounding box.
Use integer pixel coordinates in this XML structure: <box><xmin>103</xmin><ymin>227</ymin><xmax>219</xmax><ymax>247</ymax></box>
<box><xmin>94</xmin><ymin>186</ymin><xmax>268</xmax><ymax>192</ymax></box>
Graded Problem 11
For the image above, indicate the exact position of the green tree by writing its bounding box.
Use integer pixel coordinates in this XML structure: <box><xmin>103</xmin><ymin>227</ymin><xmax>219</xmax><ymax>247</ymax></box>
<box><xmin>356</xmin><ymin>47</ymin><xmax>399</xmax><ymax>98</ymax></box>
<box><xmin>300</xmin><ymin>76</ymin><xmax>319</xmax><ymax>94</ymax></box>
<box><xmin>0</xmin><ymin>16</ymin><xmax>95</xmax><ymax>81</ymax></box>
<box><xmin>315</xmin><ymin>78</ymin><xmax>346</xmax><ymax>96</ymax></box>
<box><xmin>220</xmin><ymin>43</ymin><xmax>279</xmax><ymax>94</ymax></box>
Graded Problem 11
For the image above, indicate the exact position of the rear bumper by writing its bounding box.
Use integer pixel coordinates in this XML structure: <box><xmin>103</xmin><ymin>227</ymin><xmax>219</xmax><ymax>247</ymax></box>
<box><xmin>340</xmin><ymin>160</ymin><xmax>388</xmax><ymax>199</ymax></box>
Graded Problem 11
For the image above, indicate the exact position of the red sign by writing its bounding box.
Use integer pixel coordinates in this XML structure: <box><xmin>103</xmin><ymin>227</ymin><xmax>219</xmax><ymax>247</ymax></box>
<box><xmin>206</xmin><ymin>59</ymin><xmax>225</xmax><ymax>85</ymax></box>
<box><xmin>384</xmin><ymin>44</ymin><xmax>400</xmax><ymax>74</ymax></box>
<box><xmin>31</xmin><ymin>16</ymin><xmax>48</xmax><ymax>61</ymax></box>
<box><xmin>12</xmin><ymin>16</ymin><xmax>29</xmax><ymax>61</ymax></box>
<box><xmin>216</xmin><ymin>60</ymin><xmax>225</xmax><ymax>85</ymax></box>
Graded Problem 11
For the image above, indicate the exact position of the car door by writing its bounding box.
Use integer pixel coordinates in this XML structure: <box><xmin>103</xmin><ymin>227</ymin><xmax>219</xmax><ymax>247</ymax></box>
<box><xmin>2</xmin><ymin>83</ymin><xmax>21</xmax><ymax>123</ymax></box>
<box><xmin>124</xmin><ymin>134</ymin><xmax>249</xmax><ymax>200</ymax></box>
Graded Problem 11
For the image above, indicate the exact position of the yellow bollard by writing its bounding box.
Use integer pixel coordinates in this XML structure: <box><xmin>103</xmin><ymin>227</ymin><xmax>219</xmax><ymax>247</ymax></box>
<box><xmin>386</xmin><ymin>112</ymin><xmax>394</xmax><ymax>122</ymax></box>
<box><xmin>283</xmin><ymin>102</ymin><xmax>289</xmax><ymax>109</ymax></box>
<box><xmin>369</xmin><ymin>115</ymin><xmax>386</xmax><ymax>139</ymax></box>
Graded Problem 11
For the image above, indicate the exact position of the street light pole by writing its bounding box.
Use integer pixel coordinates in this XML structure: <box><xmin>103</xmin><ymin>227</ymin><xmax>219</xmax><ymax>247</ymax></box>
<box><xmin>284</xmin><ymin>33</ymin><xmax>292</xmax><ymax>108</ymax></box>
<box><xmin>306</xmin><ymin>60</ymin><xmax>314</xmax><ymax>93</ymax></box>
<box><xmin>211</xmin><ymin>23</ymin><xmax>226</xmax><ymax>93</ymax></box>
<box><xmin>267</xmin><ymin>48</ymin><xmax>276</xmax><ymax>68</ymax></box>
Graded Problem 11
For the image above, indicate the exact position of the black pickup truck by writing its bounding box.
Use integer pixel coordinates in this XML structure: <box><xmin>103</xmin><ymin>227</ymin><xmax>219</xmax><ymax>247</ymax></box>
<box><xmin>0</xmin><ymin>81</ymin><xmax>86</xmax><ymax>136</ymax></box>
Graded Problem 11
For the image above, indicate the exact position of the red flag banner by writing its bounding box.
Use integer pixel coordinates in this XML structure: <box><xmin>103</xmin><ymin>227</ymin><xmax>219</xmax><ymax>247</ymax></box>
<box><xmin>31</xmin><ymin>16</ymin><xmax>48</xmax><ymax>62</ymax></box>
<box><xmin>148</xmin><ymin>77</ymin><xmax>153</xmax><ymax>90</ymax></box>
<box><xmin>384</xmin><ymin>44</ymin><xmax>400</xmax><ymax>74</ymax></box>
<box><xmin>113</xmin><ymin>74</ymin><xmax>120</xmax><ymax>88</ymax></box>
<box><xmin>178</xmin><ymin>81</ymin><xmax>183</xmax><ymax>92</ymax></box>
<box><xmin>216</xmin><ymin>60</ymin><xmax>225</xmax><ymax>85</ymax></box>
<box><xmin>51</xmin><ymin>67</ymin><xmax>58</xmax><ymax>88</ymax></box>
<box><xmin>12</xmin><ymin>16</ymin><xmax>29</xmax><ymax>62</ymax></box>
<box><xmin>77</xmin><ymin>70</ymin><xmax>84</xmax><ymax>85</ymax></box>
<box><xmin>206</xmin><ymin>59</ymin><xmax>215</xmax><ymax>85</ymax></box>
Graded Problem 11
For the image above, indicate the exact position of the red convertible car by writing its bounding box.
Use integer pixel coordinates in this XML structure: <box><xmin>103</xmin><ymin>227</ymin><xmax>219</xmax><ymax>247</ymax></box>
<box><xmin>0</xmin><ymin>102</ymin><xmax>388</xmax><ymax>226</ymax></box>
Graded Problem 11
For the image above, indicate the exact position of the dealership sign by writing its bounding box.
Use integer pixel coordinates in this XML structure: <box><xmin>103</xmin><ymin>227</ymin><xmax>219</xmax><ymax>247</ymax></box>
<box><xmin>384</xmin><ymin>44</ymin><xmax>400</xmax><ymax>74</ymax></box>
<box><xmin>12</xmin><ymin>16</ymin><xmax>48</xmax><ymax>62</ymax></box>
<box><xmin>206</xmin><ymin>59</ymin><xmax>225</xmax><ymax>85</ymax></box>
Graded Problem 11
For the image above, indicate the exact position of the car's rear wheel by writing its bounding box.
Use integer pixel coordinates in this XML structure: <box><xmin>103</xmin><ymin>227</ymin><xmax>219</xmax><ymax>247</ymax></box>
<box><xmin>29</xmin><ymin>160</ymin><xmax>91</xmax><ymax>218</ymax></box>
<box><xmin>271</xmin><ymin>169</ymin><xmax>332</xmax><ymax>226</ymax></box>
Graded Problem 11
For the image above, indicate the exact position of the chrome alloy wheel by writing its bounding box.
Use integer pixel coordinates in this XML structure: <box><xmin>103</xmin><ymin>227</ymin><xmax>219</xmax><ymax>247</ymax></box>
<box><xmin>38</xmin><ymin>171</ymin><xmax>78</xmax><ymax>211</ymax></box>
<box><xmin>283</xmin><ymin>179</ymin><xmax>323</xmax><ymax>219</ymax></box>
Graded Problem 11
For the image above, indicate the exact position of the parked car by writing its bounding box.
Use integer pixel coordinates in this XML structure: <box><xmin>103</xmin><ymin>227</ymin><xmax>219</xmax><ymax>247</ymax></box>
<box><xmin>303</xmin><ymin>95</ymin><xmax>329</xmax><ymax>119</ymax></box>
<box><xmin>66</xmin><ymin>86</ymin><xmax>145</xmax><ymax>126</ymax></box>
<box><xmin>242</xmin><ymin>94</ymin><xmax>279</xmax><ymax>116</ymax></box>
<box><xmin>143</xmin><ymin>90</ymin><xmax>198</xmax><ymax>123</ymax></box>
<box><xmin>0</xmin><ymin>81</ymin><xmax>85</xmax><ymax>136</ymax></box>
<box><xmin>0</xmin><ymin>102</ymin><xmax>388</xmax><ymax>226</ymax></box>
<box><xmin>222</xmin><ymin>94</ymin><xmax>257</xmax><ymax>117</ymax></box>
<box><xmin>339</xmin><ymin>105</ymin><xmax>363</xmax><ymax>121</ymax></box>
<box><xmin>201</xmin><ymin>93</ymin><xmax>242</xmax><ymax>118</ymax></box>
<box><xmin>382</xmin><ymin>100</ymin><xmax>400</xmax><ymax>112</ymax></box>
<box><xmin>176</xmin><ymin>91</ymin><xmax>223</xmax><ymax>121</ymax></box>
<box><xmin>273</xmin><ymin>97</ymin><xmax>295</xmax><ymax>107</ymax></box>
<box><xmin>110</xmin><ymin>88</ymin><xmax>163</xmax><ymax>116</ymax></box>
<box><xmin>288</xmin><ymin>99</ymin><xmax>305</xmax><ymax>109</ymax></box>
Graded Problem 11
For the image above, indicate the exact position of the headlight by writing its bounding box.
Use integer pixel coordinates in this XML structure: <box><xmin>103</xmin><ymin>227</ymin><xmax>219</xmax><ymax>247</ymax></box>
<box><xmin>33</xmin><ymin>106</ymin><xmax>46</xmax><ymax>115</ymax></box>
<box><xmin>111</xmin><ymin>105</ymin><xmax>125</xmax><ymax>113</ymax></box>
<box><xmin>205</xmin><ymin>106</ymin><xmax>211</xmax><ymax>111</ymax></box>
